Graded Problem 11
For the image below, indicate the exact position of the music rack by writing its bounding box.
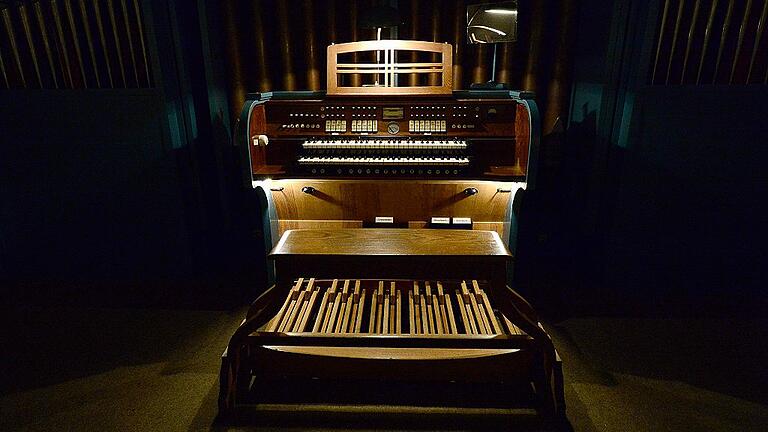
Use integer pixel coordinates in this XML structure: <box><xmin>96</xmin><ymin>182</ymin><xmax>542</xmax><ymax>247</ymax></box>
<box><xmin>326</xmin><ymin>40</ymin><xmax>453</xmax><ymax>96</ymax></box>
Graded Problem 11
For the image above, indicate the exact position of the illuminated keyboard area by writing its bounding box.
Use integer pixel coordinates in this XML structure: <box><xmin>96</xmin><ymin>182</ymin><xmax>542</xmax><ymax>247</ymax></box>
<box><xmin>302</xmin><ymin>139</ymin><xmax>468</xmax><ymax>150</ymax></box>
<box><xmin>298</xmin><ymin>138</ymin><xmax>470</xmax><ymax>176</ymax></box>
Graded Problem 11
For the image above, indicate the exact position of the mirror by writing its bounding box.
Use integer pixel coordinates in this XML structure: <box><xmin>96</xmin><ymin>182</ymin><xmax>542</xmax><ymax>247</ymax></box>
<box><xmin>466</xmin><ymin>1</ymin><xmax>519</xmax><ymax>44</ymax></box>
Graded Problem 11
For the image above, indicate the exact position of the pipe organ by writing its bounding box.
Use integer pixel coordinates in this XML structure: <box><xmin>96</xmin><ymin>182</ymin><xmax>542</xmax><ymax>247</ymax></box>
<box><xmin>219</xmin><ymin>40</ymin><xmax>564</xmax><ymax>426</ymax></box>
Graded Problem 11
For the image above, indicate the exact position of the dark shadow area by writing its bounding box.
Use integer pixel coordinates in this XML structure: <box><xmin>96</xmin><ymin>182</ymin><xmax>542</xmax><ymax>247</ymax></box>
<box><xmin>308</xmin><ymin>189</ymin><xmax>343</xmax><ymax>206</ymax></box>
<box><xmin>514</xmin><ymin>116</ymin><xmax>587</xmax><ymax>319</ymax></box>
<box><xmin>551</xmin><ymin>318</ymin><xmax>768</xmax><ymax>406</ymax></box>
<box><xmin>0</xmin><ymin>91</ymin><xmax>186</xmax><ymax>273</ymax></box>
<box><xmin>217</xmin><ymin>407</ymin><xmax>546</xmax><ymax>432</ymax></box>
<box><xmin>0</xmin><ymin>306</ymin><xmax>242</xmax><ymax>396</ymax></box>
<box><xmin>2</xmin><ymin>306</ymin><xmax>764</xmax><ymax>431</ymax></box>
<box><xmin>0</xmin><ymin>89</ymin><xmax>263</xmax><ymax>311</ymax></box>
<box><xmin>247</xmin><ymin>378</ymin><xmax>536</xmax><ymax>408</ymax></box>
<box><xmin>525</xmin><ymin>85</ymin><xmax>768</xmax><ymax>322</ymax></box>
<box><xmin>596</xmin><ymin>86</ymin><xmax>768</xmax><ymax>319</ymax></box>
<box><xmin>217</xmin><ymin>377</ymin><xmax>556</xmax><ymax>431</ymax></box>
<box><xmin>190</xmin><ymin>369</ymin><xmax>560</xmax><ymax>432</ymax></box>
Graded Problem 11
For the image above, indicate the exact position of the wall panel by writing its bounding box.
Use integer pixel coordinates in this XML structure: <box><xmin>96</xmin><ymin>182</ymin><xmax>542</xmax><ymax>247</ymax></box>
<box><xmin>0</xmin><ymin>0</ymin><xmax>152</xmax><ymax>89</ymax></box>
<box><xmin>220</xmin><ymin>0</ymin><xmax>577</xmax><ymax>135</ymax></box>
<box><xmin>650</xmin><ymin>0</ymin><xmax>768</xmax><ymax>85</ymax></box>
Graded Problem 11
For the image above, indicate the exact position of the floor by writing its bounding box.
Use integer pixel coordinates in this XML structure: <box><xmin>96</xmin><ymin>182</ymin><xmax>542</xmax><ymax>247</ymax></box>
<box><xmin>1</xmin><ymin>307</ymin><xmax>767</xmax><ymax>431</ymax></box>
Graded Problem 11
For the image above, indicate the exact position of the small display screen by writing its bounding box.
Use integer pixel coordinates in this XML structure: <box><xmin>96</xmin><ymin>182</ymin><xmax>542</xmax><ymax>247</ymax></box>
<box><xmin>382</xmin><ymin>107</ymin><xmax>404</xmax><ymax>120</ymax></box>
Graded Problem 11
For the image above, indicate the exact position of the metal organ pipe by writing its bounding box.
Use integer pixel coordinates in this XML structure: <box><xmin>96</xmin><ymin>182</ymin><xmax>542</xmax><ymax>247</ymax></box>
<box><xmin>451</xmin><ymin>0</ymin><xmax>465</xmax><ymax>89</ymax></box>
<box><xmin>250</xmin><ymin>0</ymin><xmax>272</xmax><ymax>92</ymax></box>
<box><xmin>222</xmin><ymin>0</ymin><xmax>246</xmax><ymax>117</ymax></box>
<box><xmin>276</xmin><ymin>0</ymin><xmax>297</xmax><ymax>91</ymax></box>
<box><xmin>522</xmin><ymin>0</ymin><xmax>545</xmax><ymax>93</ymax></box>
<box><xmin>304</xmin><ymin>0</ymin><xmax>322</xmax><ymax>90</ymax></box>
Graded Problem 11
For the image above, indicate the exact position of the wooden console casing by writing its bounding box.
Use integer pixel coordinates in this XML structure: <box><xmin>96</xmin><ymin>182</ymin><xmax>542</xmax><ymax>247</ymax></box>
<box><xmin>234</xmin><ymin>91</ymin><xmax>541</xmax><ymax>262</ymax></box>
<box><xmin>265</xmin><ymin>179</ymin><xmax>522</xmax><ymax>238</ymax></box>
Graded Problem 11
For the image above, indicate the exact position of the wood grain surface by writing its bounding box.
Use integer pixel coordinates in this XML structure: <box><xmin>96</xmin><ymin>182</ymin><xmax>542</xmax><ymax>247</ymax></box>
<box><xmin>326</xmin><ymin>40</ymin><xmax>453</xmax><ymax>95</ymax></box>
<box><xmin>263</xmin><ymin>346</ymin><xmax>521</xmax><ymax>360</ymax></box>
<box><xmin>269</xmin><ymin>180</ymin><xmax>516</xmax><ymax>222</ymax></box>
<box><xmin>270</xmin><ymin>229</ymin><xmax>510</xmax><ymax>257</ymax></box>
<box><xmin>278</xmin><ymin>219</ymin><xmax>363</xmax><ymax>235</ymax></box>
<box><xmin>270</xmin><ymin>228</ymin><xmax>511</xmax><ymax>257</ymax></box>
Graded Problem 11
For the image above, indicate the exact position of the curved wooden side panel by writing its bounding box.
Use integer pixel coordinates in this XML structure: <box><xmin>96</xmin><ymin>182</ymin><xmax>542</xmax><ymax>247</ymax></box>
<box><xmin>235</xmin><ymin>98</ymin><xmax>259</xmax><ymax>188</ymax></box>
<box><xmin>246</xmin><ymin>103</ymin><xmax>267</xmax><ymax>176</ymax></box>
<box><xmin>220</xmin><ymin>283</ymin><xmax>284</xmax><ymax>415</ymax></box>
<box><xmin>515</xmin><ymin>103</ymin><xmax>531</xmax><ymax>177</ymax></box>
<box><xmin>514</xmin><ymin>96</ymin><xmax>541</xmax><ymax>190</ymax></box>
<box><xmin>492</xmin><ymin>285</ymin><xmax>564</xmax><ymax>419</ymax></box>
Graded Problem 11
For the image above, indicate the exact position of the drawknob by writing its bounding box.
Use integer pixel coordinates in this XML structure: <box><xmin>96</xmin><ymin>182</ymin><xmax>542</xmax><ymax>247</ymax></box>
<box><xmin>302</xmin><ymin>186</ymin><xmax>316</xmax><ymax>194</ymax></box>
<box><xmin>464</xmin><ymin>187</ymin><xmax>479</xmax><ymax>196</ymax></box>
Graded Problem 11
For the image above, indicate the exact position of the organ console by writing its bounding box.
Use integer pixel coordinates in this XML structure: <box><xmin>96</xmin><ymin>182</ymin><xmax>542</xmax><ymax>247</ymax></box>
<box><xmin>219</xmin><ymin>40</ymin><xmax>564</xmax><ymax>426</ymax></box>
<box><xmin>237</xmin><ymin>88</ymin><xmax>539</xmax><ymax>242</ymax></box>
<box><xmin>244</xmin><ymin>91</ymin><xmax>535</xmax><ymax>179</ymax></box>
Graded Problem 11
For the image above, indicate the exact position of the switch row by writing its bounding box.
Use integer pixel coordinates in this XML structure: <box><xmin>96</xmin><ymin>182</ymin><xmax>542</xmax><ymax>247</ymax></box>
<box><xmin>325</xmin><ymin>120</ymin><xmax>347</xmax><ymax>132</ymax></box>
<box><xmin>409</xmin><ymin>120</ymin><xmax>447</xmax><ymax>133</ymax></box>
<box><xmin>281</xmin><ymin>123</ymin><xmax>321</xmax><ymax>129</ymax></box>
<box><xmin>351</xmin><ymin>120</ymin><xmax>378</xmax><ymax>133</ymax></box>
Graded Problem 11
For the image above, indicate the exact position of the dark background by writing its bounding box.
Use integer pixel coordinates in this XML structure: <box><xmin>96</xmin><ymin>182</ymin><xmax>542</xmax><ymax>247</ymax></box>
<box><xmin>1</xmin><ymin>0</ymin><xmax>766</xmax><ymax>320</ymax></box>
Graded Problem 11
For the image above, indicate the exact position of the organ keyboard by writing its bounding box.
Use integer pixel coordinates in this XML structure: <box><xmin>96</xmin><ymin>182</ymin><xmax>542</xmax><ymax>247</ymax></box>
<box><xmin>298</xmin><ymin>138</ymin><xmax>471</xmax><ymax>174</ymax></box>
<box><xmin>297</xmin><ymin>157</ymin><xmax>470</xmax><ymax>166</ymax></box>
<box><xmin>240</xmin><ymin>90</ymin><xmax>537</xmax><ymax>179</ymax></box>
<box><xmin>301</xmin><ymin>139</ymin><xmax>468</xmax><ymax>150</ymax></box>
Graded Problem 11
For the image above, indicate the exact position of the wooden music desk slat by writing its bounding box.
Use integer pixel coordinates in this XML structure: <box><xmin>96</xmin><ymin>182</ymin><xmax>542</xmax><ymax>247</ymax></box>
<box><xmin>271</xmin><ymin>228</ymin><xmax>510</xmax><ymax>257</ymax></box>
